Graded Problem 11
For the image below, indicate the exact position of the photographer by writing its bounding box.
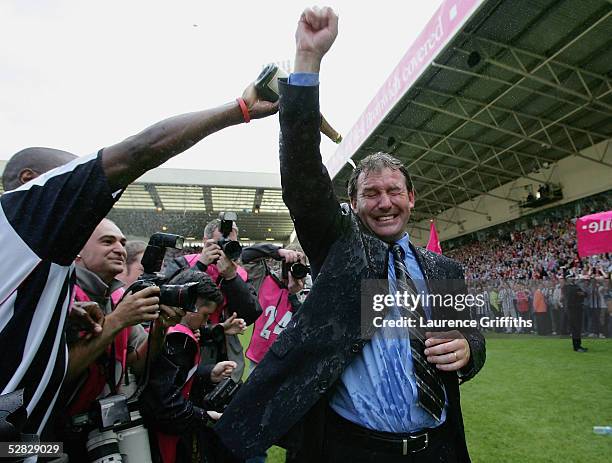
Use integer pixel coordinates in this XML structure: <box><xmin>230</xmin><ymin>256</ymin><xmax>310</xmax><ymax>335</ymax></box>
<box><xmin>141</xmin><ymin>269</ymin><xmax>236</xmax><ymax>463</ymax></box>
<box><xmin>243</xmin><ymin>243</ymin><xmax>307</xmax><ymax>369</ymax></box>
<box><xmin>166</xmin><ymin>217</ymin><xmax>261</xmax><ymax>382</ymax></box>
<box><xmin>0</xmin><ymin>81</ymin><xmax>276</xmax><ymax>440</ymax></box>
<box><xmin>57</xmin><ymin>219</ymin><xmax>183</xmax><ymax>460</ymax></box>
<box><xmin>241</xmin><ymin>244</ymin><xmax>307</xmax><ymax>463</ymax></box>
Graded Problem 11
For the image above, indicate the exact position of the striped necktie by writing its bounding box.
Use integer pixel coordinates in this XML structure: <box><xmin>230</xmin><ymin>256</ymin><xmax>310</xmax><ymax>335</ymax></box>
<box><xmin>390</xmin><ymin>243</ymin><xmax>445</xmax><ymax>421</ymax></box>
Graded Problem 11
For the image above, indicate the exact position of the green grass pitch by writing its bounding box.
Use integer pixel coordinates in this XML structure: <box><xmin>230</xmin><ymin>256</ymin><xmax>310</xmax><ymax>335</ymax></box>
<box><xmin>238</xmin><ymin>328</ymin><xmax>612</xmax><ymax>462</ymax></box>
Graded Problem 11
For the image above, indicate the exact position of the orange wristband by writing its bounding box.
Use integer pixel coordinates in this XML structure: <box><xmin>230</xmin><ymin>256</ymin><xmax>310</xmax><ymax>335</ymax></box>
<box><xmin>236</xmin><ymin>97</ymin><xmax>250</xmax><ymax>123</ymax></box>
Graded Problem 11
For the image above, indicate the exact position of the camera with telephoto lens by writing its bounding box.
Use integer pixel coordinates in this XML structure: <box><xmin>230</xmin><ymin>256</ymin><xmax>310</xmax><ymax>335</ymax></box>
<box><xmin>216</xmin><ymin>212</ymin><xmax>242</xmax><ymax>261</ymax></box>
<box><xmin>71</xmin><ymin>394</ymin><xmax>152</xmax><ymax>463</ymax></box>
<box><xmin>281</xmin><ymin>261</ymin><xmax>311</xmax><ymax>280</ymax></box>
<box><xmin>127</xmin><ymin>232</ymin><xmax>199</xmax><ymax>312</ymax></box>
<box><xmin>203</xmin><ymin>378</ymin><xmax>242</xmax><ymax>413</ymax></box>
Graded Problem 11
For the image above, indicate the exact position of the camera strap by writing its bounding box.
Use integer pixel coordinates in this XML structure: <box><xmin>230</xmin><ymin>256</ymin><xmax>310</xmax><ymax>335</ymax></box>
<box><xmin>265</xmin><ymin>260</ymin><xmax>288</xmax><ymax>290</ymax></box>
<box><xmin>259</xmin><ymin>272</ymin><xmax>287</xmax><ymax>329</ymax></box>
<box><xmin>105</xmin><ymin>342</ymin><xmax>119</xmax><ymax>396</ymax></box>
<box><xmin>131</xmin><ymin>325</ymin><xmax>155</xmax><ymax>401</ymax></box>
<box><xmin>267</xmin><ymin>293</ymin><xmax>285</xmax><ymax>326</ymax></box>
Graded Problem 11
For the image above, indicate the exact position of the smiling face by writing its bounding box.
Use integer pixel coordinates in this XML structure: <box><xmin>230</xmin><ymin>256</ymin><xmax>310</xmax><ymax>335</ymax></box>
<box><xmin>350</xmin><ymin>167</ymin><xmax>415</xmax><ymax>243</ymax></box>
<box><xmin>77</xmin><ymin>219</ymin><xmax>127</xmax><ymax>284</ymax></box>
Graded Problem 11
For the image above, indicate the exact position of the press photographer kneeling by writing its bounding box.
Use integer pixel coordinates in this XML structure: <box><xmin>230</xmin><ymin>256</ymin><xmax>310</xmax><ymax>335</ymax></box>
<box><xmin>141</xmin><ymin>268</ymin><xmax>241</xmax><ymax>463</ymax></box>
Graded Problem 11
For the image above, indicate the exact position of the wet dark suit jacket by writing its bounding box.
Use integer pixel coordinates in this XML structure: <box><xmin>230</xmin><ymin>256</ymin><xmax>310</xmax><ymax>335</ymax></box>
<box><xmin>215</xmin><ymin>81</ymin><xmax>486</xmax><ymax>462</ymax></box>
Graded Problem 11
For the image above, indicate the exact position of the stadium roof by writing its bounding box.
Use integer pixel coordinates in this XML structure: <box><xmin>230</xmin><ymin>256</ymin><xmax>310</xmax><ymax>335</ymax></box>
<box><xmin>0</xmin><ymin>163</ymin><xmax>293</xmax><ymax>244</ymax></box>
<box><xmin>107</xmin><ymin>168</ymin><xmax>292</xmax><ymax>243</ymax></box>
<box><xmin>327</xmin><ymin>0</ymin><xmax>612</xmax><ymax>235</ymax></box>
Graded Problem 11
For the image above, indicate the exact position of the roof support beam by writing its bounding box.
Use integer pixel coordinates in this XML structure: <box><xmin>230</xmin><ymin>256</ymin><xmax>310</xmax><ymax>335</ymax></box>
<box><xmin>456</xmin><ymin>45</ymin><xmax>612</xmax><ymax>114</ymax></box>
<box><xmin>201</xmin><ymin>186</ymin><xmax>214</xmax><ymax>212</ymax></box>
<box><xmin>431</xmin><ymin>62</ymin><xmax>612</xmax><ymax>120</ymax></box>
<box><xmin>460</xmin><ymin>29</ymin><xmax>612</xmax><ymax>104</ymax></box>
<box><xmin>410</xmin><ymin>164</ymin><xmax>471</xmax><ymax>208</ymax></box>
<box><xmin>411</xmin><ymin>98</ymin><xmax>612</xmax><ymax>168</ymax></box>
<box><xmin>420</xmin><ymin>92</ymin><xmax>612</xmax><ymax>201</ymax></box>
<box><xmin>383</xmin><ymin>123</ymin><xmax>557</xmax><ymax>175</ymax></box>
<box><xmin>410</xmin><ymin>172</ymin><xmax>516</xmax><ymax>203</ymax></box>
<box><xmin>145</xmin><ymin>184</ymin><xmax>164</xmax><ymax>211</ymax></box>
<box><xmin>386</xmin><ymin>135</ymin><xmax>529</xmax><ymax>183</ymax></box>
<box><xmin>415</xmin><ymin>87</ymin><xmax>610</xmax><ymax>142</ymax></box>
<box><xmin>253</xmin><ymin>188</ymin><xmax>264</xmax><ymax>213</ymax></box>
<box><xmin>419</xmin><ymin>197</ymin><xmax>489</xmax><ymax>217</ymax></box>
<box><xmin>377</xmin><ymin>133</ymin><xmax>517</xmax><ymax>182</ymax></box>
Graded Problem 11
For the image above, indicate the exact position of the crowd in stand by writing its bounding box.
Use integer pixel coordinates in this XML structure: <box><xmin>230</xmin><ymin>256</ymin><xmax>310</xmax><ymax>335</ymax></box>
<box><xmin>447</xmin><ymin>218</ymin><xmax>610</xmax><ymax>280</ymax></box>
<box><xmin>447</xmin><ymin>212</ymin><xmax>612</xmax><ymax>338</ymax></box>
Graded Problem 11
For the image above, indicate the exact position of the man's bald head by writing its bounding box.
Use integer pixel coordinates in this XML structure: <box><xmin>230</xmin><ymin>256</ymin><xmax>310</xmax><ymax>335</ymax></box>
<box><xmin>2</xmin><ymin>147</ymin><xmax>77</xmax><ymax>191</ymax></box>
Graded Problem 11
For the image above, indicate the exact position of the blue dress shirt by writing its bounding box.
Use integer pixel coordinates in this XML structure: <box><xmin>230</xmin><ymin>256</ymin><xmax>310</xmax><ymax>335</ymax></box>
<box><xmin>329</xmin><ymin>233</ymin><xmax>447</xmax><ymax>432</ymax></box>
<box><xmin>288</xmin><ymin>72</ymin><xmax>319</xmax><ymax>86</ymax></box>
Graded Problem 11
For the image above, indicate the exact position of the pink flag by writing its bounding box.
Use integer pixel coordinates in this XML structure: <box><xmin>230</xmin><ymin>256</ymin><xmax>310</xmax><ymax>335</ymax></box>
<box><xmin>427</xmin><ymin>220</ymin><xmax>442</xmax><ymax>255</ymax></box>
<box><xmin>576</xmin><ymin>210</ymin><xmax>612</xmax><ymax>258</ymax></box>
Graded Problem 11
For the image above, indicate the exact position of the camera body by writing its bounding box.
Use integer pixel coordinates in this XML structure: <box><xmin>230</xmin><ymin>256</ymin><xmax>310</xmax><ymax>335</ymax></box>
<box><xmin>200</xmin><ymin>323</ymin><xmax>225</xmax><ymax>346</ymax></box>
<box><xmin>203</xmin><ymin>378</ymin><xmax>242</xmax><ymax>413</ymax></box>
<box><xmin>197</xmin><ymin>323</ymin><xmax>225</xmax><ymax>373</ymax></box>
<box><xmin>0</xmin><ymin>389</ymin><xmax>26</xmax><ymax>442</ymax></box>
<box><xmin>216</xmin><ymin>212</ymin><xmax>242</xmax><ymax>261</ymax></box>
<box><xmin>71</xmin><ymin>394</ymin><xmax>152</xmax><ymax>463</ymax></box>
<box><xmin>127</xmin><ymin>232</ymin><xmax>199</xmax><ymax>312</ymax></box>
<box><xmin>281</xmin><ymin>262</ymin><xmax>311</xmax><ymax>280</ymax></box>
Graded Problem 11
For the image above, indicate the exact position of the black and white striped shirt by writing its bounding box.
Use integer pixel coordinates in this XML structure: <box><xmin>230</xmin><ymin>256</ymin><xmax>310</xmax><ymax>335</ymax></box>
<box><xmin>0</xmin><ymin>151</ymin><xmax>122</xmax><ymax>435</ymax></box>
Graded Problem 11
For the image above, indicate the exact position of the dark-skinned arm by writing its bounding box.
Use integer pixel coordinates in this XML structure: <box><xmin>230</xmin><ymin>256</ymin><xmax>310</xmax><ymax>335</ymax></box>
<box><xmin>65</xmin><ymin>314</ymin><xmax>124</xmax><ymax>386</ymax></box>
<box><xmin>102</xmin><ymin>86</ymin><xmax>277</xmax><ymax>191</ymax></box>
<box><xmin>65</xmin><ymin>286</ymin><xmax>161</xmax><ymax>385</ymax></box>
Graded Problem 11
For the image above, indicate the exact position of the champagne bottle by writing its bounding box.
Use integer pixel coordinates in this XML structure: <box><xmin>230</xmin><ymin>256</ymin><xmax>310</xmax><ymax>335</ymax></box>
<box><xmin>254</xmin><ymin>63</ymin><xmax>342</xmax><ymax>144</ymax></box>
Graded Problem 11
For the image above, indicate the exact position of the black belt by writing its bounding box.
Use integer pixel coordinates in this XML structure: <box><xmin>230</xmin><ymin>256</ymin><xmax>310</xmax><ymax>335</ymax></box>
<box><xmin>327</xmin><ymin>407</ymin><xmax>449</xmax><ymax>455</ymax></box>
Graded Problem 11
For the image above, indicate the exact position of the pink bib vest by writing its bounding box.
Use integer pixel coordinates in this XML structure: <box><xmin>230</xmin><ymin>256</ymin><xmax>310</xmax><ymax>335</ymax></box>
<box><xmin>156</xmin><ymin>324</ymin><xmax>201</xmax><ymax>463</ymax></box>
<box><xmin>246</xmin><ymin>275</ymin><xmax>293</xmax><ymax>363</ymax></box>
<box><xmin>67</xmin><ymin>285</ymin><xmax>129</xmax><ymax>416</ymax></box>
